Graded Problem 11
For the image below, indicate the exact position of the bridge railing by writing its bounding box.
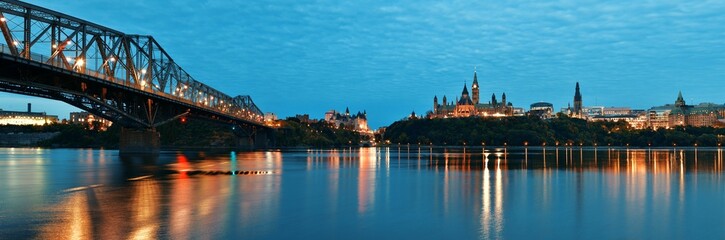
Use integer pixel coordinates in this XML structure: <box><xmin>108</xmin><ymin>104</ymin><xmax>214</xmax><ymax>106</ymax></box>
<box><xmin>0</xmin><ymin>1</ymin><xmax>266</xmax><ymax>125</ymax></box>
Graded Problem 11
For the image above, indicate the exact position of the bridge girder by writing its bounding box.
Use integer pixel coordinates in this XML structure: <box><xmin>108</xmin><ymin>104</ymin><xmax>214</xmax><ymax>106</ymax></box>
<box><xmin>0</xmin><ymin>0</ymin><xmax>267</xmax><ymax>129</ymax></box>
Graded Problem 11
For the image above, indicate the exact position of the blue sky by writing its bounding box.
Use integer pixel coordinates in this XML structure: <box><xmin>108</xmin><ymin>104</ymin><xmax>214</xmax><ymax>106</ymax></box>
<box><xmin>2</xmin><ymin>0</ymin><xmax>725</xmax><ymax>128</ymax></box>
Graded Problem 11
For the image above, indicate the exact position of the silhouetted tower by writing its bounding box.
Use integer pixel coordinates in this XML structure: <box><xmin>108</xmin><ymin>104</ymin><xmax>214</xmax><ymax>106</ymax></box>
<box><xmin>491</xmin><ymin>93</ymin><xmax>497</xmax><ymax>106</ymax></box>
<box><xmin>573</xmin><ymin>82</ymin><xmax>582</xmax><ymax>116</ymax></box>
<box><xmin>675</xmin><ymin>91</ymin><xmax>686</xmax><ymax>107</ymax></box>
<box><xmin>442</xmin><ymin>95</ymin><xmax>447</xmax><ymax>107</ymax></box>
<box><xmin>345</xmin><ymin>107</ymin><xmax>350</xmax><ymax>116</ymax></box>
<box><xmin>472</xmin><ymin>70</ymin><xmax>479</xmax><ymax>104</ymax></box>
<box><xmin>433</xmin><ymin>95</ymin><xmax>438</xmax><ymax>113</ymax></box>
<box><xmin>501</xmin><ymin>92</ymin><xmax>507</xmax><ymax>107</ymax></box>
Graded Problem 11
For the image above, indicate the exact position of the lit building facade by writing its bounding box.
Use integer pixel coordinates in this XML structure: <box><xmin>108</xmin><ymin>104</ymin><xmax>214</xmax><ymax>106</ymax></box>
<box><xmin>528</xmin><ymin>102</ymin><xmax>554</xmax><ymax>119</ymax></box>
<box><xmin>647</xmin><ymin>92</ymin><xmax>725</xmax><ymax>129</ymax></box>
<box><xmin>69</xmin><ymin>111</ymin><xmax>113</xmax><ymax>130</ymax></box>
<box><xmin>428</xmin><ymin>70</ymin><xmax>514</xmax><ymax>118</ymax></box>
<box><xmin>324</xmin><ymin>107</ymin><xmax>370</xmax><ymax>133</ymax></box>
<box><xmin>0</xmin><ymin>104</ymin><xmax>58</xmax><ymax>126</ymax></box>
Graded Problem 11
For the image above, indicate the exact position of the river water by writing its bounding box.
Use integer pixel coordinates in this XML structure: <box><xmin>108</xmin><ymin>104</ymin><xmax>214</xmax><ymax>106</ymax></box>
<box><xmin>0</xmin><ymin>147</ymin><xmax>723</xmax><ymax>239</ymax></box>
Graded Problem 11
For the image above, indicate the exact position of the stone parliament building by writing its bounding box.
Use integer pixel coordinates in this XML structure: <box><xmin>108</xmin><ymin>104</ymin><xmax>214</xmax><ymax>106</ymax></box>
<box><xmin>428</xmin><ymin>70</ymin><xmax>514</xmax><ymax>118</ymax></box>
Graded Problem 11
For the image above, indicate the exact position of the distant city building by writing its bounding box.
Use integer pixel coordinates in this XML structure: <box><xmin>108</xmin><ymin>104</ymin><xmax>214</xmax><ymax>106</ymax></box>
<box><xmin>0</xmin><ymin>103</ymin><xmax>58</xmax><ymax>126</ymax></box>
<box><xmin>646</xmin><ymin>92</ymin><xmax>725</xmax><ymax>129</ymax></box>
<box><xmin>529</xmin><ymin>102</ymin><xmax>554</xmax><ymax>119</ymax></box>
<box><xmin>409</xmin><ymin>111</ymin><xmax>419</xmax><ymax>120</ymax></box>
<box><xmin>568</xmin><ymin>82</ymin><xmax>584</xmax><ymax>118</ymax></box>
<box><xmin>586</xmin><ymin>106</ymin><xmax>650</xmax><ymax>129</ymax></box>
<box><xmin>603</xmin><ymin>107</ymin><xmax>632</xmax><ymax>116</ymax></box>
<box><xmin>293</xmin><ymin>114</ymin><xmax>315</xmax><ymax>123</ymax></box>
<box><xmin>264</xmin><ymin>112</ymin><xmax>277</xmax><ymax>122</ymax></box>
<box><xmin>69</xmin><ymin>111</ymin><xmax>113</xmax><ymax>130</ymax></box>
<box><xmin>428</xmin><ymin>70</ymin><xmax>514</xmax><ymax>118</ymax></box>
<box><xmin>262</xmin><ymin>112</ymin><xmax>280</xmax><ymax>127</ymax></box>
<box><xmin>513</xmin><ymin>107</ymin><xmax>525</xmax><ymax>116</ymax></box>
<box><xmin>324</xmin><ymin>107</ymin><xmax>370</xmax><ymax>133</ymax></box>
<box><xmin>583</xmin><ymin>106</ymin><xmax>604</xmax><ymax>117</ymax></box>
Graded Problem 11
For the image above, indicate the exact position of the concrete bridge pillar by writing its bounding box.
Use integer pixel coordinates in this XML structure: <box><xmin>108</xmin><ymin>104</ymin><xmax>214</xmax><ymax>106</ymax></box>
<box><xmin>254</xmin><ymin>129</ymin><xmax>270</xmax><ymax>149</ymax></box>
<box><xmin>235</xmin><ymin>128</ymin><xmax>274</xmax><ymax>150</ymax></box>
<box><xmin>119</xmin><ymin>128</ymin><xmax>160</xmax><ymax>155</ymax></box>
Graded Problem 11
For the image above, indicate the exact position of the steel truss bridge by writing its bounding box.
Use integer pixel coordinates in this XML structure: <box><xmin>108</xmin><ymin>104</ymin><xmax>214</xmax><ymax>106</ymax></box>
<box><xmin>0</xmin><ymin>0</ymin><xmax>271</xmax><ymax>149</ymax></box>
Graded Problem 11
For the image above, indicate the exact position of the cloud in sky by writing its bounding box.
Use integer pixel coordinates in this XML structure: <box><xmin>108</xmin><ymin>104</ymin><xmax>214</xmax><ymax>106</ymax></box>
<box><xmin>4</xmin><ymin>0</ymin><xmax>725</xmax><ymax>128</ymax></box>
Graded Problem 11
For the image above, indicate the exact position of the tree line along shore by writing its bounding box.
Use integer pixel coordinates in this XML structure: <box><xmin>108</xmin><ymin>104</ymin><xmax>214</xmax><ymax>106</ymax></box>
<box><xmin>1</xmin><ymin>116</ymin><xmax>724</xmax><ymax>148</ymax></box>
<box><xmin>383</xmin><ymin>116</ymin><xmax>725</xmax><ymax>147</ymax></box>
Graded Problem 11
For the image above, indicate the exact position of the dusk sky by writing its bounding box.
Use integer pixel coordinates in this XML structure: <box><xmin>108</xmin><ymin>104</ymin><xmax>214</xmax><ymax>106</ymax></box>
<box><xmin>2</xmin><ymin>0</ymin><xmax>725</xmax><ymax>128</ymax></box>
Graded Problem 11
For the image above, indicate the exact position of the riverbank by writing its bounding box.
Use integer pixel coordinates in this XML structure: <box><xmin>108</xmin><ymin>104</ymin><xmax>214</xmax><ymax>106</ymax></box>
<box><xmin>0</xmin><ymin>118</ymin><xmax>367</xmax><ymax>149</ymax></box>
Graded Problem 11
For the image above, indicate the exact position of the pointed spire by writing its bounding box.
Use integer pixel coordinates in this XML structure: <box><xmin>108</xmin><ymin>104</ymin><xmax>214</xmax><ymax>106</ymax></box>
<box><xmin>345</xmin><ymin>107</ymin><xmax>349</xmax><ymax>115</ymax></box>
<box><xmin>675</xmin><ymin>91</ymin><xmax>686</xmax><ymax>107</ymax></box>
<box><xmin>461</xmin><ymin>83</ymin><xmax>469</xmax><ymax>95</ymax></box>
<box><xmin>472</xmin><ymin>70</ymin><xmax>478</xmax><ymax>86</ymax></box>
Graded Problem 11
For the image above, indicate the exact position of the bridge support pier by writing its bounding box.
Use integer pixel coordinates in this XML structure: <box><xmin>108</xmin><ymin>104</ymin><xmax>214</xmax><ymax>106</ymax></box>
<box><xmin>235</xmin><ymin>128</ymin><xmax>273</xmax><ymax>150</ymax></box>
<box><xmin>119</xmin><ymin>128</ymin><xmax>160</xmax><ymax>155</ymax></box>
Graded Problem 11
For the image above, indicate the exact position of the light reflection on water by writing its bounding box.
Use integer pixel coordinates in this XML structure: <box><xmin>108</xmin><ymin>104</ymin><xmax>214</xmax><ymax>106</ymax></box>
<box><xmin>0</xmin><ymin>147</ymin><xmax>723</xmax><ymax>239</ymax></box>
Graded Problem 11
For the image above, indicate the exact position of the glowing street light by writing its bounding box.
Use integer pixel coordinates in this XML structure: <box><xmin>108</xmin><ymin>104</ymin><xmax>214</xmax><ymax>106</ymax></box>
<box><xmin>0</xmin><ymin>17</ymin><xmax>6</xmax><ymax>22</ymax></box>
<box><xmin>75</xmin><ymin>58</ymin><xmax>85</xmax><ymax>66</ymax></box>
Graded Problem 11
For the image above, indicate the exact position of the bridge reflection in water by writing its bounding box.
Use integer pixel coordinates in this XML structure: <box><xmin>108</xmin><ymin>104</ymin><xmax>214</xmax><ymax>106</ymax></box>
<box><xmin>7</xmin><ymin>147</ymin><xmax>722</xmax><ymax>239</ymax></box>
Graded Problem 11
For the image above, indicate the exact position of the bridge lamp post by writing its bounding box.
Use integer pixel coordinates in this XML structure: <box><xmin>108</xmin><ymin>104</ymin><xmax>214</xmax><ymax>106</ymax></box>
<box><xmin>0</xmin><ymin>17</ymin><xmax>6</xmax><ymax>22</ymax></box>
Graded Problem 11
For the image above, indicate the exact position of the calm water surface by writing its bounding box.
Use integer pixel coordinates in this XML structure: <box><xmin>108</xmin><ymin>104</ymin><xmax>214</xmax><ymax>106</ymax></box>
<box><xmin>1</xmin><ymin>147</ymin><xmax>724</xmax><ymax>239</ymax></box>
